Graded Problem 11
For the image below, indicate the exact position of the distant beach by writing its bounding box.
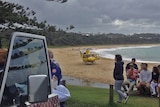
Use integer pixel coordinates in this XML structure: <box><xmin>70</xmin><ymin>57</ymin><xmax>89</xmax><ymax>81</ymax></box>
<box><xmin>49</xmin><ymin>44</ymin><xmax>160</xmax><ymax>85</ymax></box>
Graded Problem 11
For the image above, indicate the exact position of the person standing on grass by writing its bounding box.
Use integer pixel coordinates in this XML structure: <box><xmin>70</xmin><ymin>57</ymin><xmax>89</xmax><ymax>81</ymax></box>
<box><xmin>113</xmin><ymin>54</ymin><xmax>129</xmax><ymax>104</ymax></box>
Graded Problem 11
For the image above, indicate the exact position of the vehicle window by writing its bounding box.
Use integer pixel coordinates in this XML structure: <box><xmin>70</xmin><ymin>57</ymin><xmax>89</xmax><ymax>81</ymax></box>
<box><xmin>6</xmin><ymin>36</ymin><xmax>48</xmax><ymax>87</ymax></box>
<box><xmin>1</xmin><ymin>34</ymin><xmax>50</xmax><ymax>105</ymax></box>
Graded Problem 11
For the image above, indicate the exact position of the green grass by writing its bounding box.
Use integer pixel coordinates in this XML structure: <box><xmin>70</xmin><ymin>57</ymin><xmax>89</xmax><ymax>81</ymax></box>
<box><xmin>65</xmin><ymin>85</ymin><xmax>159</xmax><ymax>107</ymax></box>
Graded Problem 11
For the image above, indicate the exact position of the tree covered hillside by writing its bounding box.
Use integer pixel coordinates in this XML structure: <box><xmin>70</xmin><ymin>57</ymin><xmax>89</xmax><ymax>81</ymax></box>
<box><xmin>1</xmin><ymin>0</ymin><xmax>160</xmax><ymax>47</ymax></box>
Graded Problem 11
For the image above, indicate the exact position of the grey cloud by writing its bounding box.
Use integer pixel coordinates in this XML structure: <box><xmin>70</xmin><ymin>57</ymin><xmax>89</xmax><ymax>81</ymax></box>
<box><xmin>3</xmin><ymin>0</ymin><xmax>160</xmax><ymax>34</ymax></box>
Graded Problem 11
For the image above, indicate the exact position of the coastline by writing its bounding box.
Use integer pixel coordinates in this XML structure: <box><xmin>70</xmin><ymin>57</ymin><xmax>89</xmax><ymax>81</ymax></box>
<box><xmin>94</xmin><ymin>44</ymin><xmax>160</xmax><ymax>63</ymax></box>
<box><xmin>49</xmin><ymin>44</ymin><xmax>160</xmax><ymax>85</ymax></box>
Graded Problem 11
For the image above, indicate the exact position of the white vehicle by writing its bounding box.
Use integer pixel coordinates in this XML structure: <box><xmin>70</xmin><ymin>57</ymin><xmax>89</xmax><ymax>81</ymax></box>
<box><xmin>0</xmin><ymin>32</ymin><xmax>60</xmax><ymax>107</ymax></box>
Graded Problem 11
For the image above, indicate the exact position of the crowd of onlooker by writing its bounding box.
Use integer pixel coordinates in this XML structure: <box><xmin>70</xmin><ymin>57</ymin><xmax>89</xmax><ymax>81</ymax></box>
<box><xmin>123</xmin><ymin>58</ymin><xmax>160</xmax><ymax>97</ymax></box>
<box><xmin>113</xmin><ymin>55</ymin><xmax>160</xmax><ymax>104</ymax></box>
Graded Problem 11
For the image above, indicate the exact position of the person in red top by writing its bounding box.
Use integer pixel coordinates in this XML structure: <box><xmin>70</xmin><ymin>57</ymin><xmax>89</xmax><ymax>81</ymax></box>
<box><xmin>122</xmin><ymin>63</ymin><xmax>139</xmax><ymax>95</ymax></box>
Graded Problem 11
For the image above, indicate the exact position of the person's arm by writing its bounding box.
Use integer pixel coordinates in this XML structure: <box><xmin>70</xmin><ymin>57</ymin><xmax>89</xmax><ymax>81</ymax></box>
<box><xmin>156</xmin><ymin>73</ymin><xmax>159</xmax><ymax>82</ymax></box>
<box><xmin>125</xmin><ymin>63</ymin><xmax>129</xmax><ymax>72</ymax></box>
<box><xmin>135</xmin><ymin>64</ymin><xmax>138</xmax><ymax>70</ymax></box>
<box><xmin>139</xmin><ymin>71</ymin><xmax>142</xmax><ymax>82</ymax></box>
<box><xmin>146</xmin><ymin>71</ymin><xmax>152</xmax><ymax>83</ymax></box>
<box><xmin>56</xmin><ymin>66</ymin><xmax>62</xmax><ymax>80</ymax></box>
<box><xmin>126</xmin><ymin>69</ymin><xmax>131</xmax><ymax>78</ymax></box>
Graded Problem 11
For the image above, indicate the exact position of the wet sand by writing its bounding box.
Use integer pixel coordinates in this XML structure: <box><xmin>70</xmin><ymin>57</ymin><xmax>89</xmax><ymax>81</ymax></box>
<box><xmin>49</xmin><ymin>45</ymin><xmax>159</xmax><ymax>85</ymax></box>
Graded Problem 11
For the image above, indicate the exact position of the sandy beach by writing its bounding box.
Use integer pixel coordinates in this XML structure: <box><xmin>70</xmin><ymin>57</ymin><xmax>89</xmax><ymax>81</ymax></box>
<box><xmin>49</xmin><ymin>44</ymin><xmax>159</xmax><ymax>85</ymax></box>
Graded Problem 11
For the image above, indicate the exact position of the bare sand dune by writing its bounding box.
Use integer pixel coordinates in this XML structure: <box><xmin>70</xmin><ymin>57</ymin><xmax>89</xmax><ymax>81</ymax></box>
<box><xmin>49</xmin><ymin>45</ymin><xmax>158</xmax><ymax>85</ymax></box>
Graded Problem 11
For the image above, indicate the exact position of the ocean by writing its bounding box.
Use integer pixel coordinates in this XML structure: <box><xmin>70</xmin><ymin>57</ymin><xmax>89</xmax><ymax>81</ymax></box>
<box><xmin>93</xmin><ymin>45</ymin><xmax>160</xmax><ymax>63</ymax></box>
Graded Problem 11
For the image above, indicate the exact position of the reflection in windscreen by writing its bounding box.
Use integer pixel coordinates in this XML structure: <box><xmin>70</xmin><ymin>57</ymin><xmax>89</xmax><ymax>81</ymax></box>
<box><xmin>0</xmin><ymin>49</ymin><xmax>7</xmax><ymax>91</ymax></box>
<box><xmin>3</xmin><ymin>36</ymin><xmax>49</xmax><ymax>105</ymax></box>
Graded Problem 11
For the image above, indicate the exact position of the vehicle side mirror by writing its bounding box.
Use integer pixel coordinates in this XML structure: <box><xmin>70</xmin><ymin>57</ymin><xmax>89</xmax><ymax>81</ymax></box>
<box><xmin>28</xmin><ymin>75</ymin><xmax>49</xmax><ymax>103</ymax></box>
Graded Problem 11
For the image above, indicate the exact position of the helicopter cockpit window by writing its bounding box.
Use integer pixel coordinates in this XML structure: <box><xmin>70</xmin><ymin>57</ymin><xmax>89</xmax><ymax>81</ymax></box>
<box><xmin>1</xmin><ymin>34</ymin><xmax>50</xmax><ymax>105</ymax></box>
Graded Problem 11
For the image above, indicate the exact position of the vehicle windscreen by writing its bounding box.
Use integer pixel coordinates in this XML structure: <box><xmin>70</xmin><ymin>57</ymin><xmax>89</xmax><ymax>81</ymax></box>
<box><xmin>0</xmin><ymin>33</ymin><xmax>51</xmax><ymax>106</ymax></box>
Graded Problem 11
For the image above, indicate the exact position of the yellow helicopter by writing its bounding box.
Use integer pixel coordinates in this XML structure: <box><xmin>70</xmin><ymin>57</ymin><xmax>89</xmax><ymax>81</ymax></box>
<box><xmin>80</xmin><ymin>48</ymin><xmax>100</xmax><ymax>64</ymax></box>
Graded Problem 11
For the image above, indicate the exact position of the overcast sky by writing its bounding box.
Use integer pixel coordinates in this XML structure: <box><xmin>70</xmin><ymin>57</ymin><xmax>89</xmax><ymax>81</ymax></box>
<box><xmin>4</xmin><ymin>0</ymin><xmax>160</xmax><ymax>34</ymax></box>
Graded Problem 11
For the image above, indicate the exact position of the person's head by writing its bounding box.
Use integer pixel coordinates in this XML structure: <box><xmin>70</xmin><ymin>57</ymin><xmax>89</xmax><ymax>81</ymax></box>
<box><xmin>48</xmin><ymin>50</ymin><xmax>54</xmax><ymax>59</ymax></box>
<box><xmin>157</xmin><ymin>65</ymin><xmax>160</xmax><ymax>72</ymax></box>
<box><xmin>140</xmin><ymin>63</ymin><xmax>144</xmax><ymax>69</ymax></box>
<box><xmin>131</xmin><ymin>58</ymin><xmax>136</xmax><ymax>64</ymax></box>
<box><xmin>115</xmin><ymin>54</ymin><xmax>122</xmax><ymax>62</ymax></box>
<box><xmin>152</xmin><ymin>66</ymin><xmax>159</xmax><ymax>73</ymax></box>
<box><xmin>143</xmin><ymin>63</ymin><xmax>148</xmax><ymax>70</ymax></box>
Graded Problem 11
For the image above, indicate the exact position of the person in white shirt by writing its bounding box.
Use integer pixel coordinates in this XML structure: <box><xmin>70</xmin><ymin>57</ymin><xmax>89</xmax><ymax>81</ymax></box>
<box><xmin>137</xmin><ymin>63</ymin><xmax>152</xmax><ymax>95</ymax></box>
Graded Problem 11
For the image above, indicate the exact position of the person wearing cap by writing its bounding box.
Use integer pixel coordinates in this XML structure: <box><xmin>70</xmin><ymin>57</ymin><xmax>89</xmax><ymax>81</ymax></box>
<box><xmin>126</xmin><ymin>58</ymin><xmax>138</xmax><ymax>72</ymax></box>
<box><xmin>122</xmin><ymin>63</ymin><xmax>139</xmax><ymax>95</ymax></box>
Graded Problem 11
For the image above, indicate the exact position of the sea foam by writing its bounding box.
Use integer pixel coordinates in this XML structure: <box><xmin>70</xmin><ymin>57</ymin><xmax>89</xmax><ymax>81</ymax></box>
<box><xmin>92</xmin><ymin>45</ymin><xmax>160</xmax><ymax>63</ymax></box>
